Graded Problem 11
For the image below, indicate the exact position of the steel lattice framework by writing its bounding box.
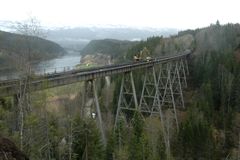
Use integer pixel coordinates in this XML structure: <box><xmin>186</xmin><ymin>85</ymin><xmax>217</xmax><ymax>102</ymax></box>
<box><xmin>0</xmin><ymin>51</ymin><xmax>191</xmax><ymax>148</ymax></box>
<box><xmin>114</xmin><ymin>57</ymin><xmax>189</xmax><ymax>154</ymax></box>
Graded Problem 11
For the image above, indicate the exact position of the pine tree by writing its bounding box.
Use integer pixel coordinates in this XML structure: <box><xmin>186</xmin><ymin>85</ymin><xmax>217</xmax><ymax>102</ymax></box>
<box><xmin>72</xmin><ymin>117</ymin><xmax>104</xmax><ymax>160</ymax></box>
<box><xmin>156</xmin><ymin>130</ymin><xmax>166</xmax><ymax>160</ymax></box>
<box><xmin>128</xmin><ymin>111</ymin><xmax>151</xmax><ymax>160</ymax></box>
<box><xmin>105</xmin><ymin>131</ymin><xmax>115</xmax><ymax>160</ymax></box>
<box><xmin>177</xmin><ymin>107</ymin><xmax>214</xmax><ymax>159</ymax></box>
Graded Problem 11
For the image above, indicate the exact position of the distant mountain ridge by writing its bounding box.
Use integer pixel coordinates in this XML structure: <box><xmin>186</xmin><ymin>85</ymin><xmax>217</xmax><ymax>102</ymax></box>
<box><xmin>46</xmin><ymin>27</ymin><xmax>178</xmax><ymax>50</ymax></box>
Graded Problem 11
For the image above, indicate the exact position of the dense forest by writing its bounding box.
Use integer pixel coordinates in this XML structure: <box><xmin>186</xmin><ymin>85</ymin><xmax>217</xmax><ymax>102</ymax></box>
<box><xmin>1</xmin><ymin>22</ymin><xmax>240</xmax><ymax>159</ymax></box>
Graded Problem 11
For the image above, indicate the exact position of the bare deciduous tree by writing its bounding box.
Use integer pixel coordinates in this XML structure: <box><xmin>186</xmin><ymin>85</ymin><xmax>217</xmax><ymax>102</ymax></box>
<box><xmin>11</xmin><ymin>16</ymin><xmax>46</xmax><ymax>152</ymax></box>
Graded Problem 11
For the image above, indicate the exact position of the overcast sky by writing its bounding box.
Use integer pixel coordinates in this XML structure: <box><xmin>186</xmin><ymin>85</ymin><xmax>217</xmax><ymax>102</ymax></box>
<box><xmin>0</xmin><ymin>0</ymin><xmax>239</xmax><ymax>29</ymax></box>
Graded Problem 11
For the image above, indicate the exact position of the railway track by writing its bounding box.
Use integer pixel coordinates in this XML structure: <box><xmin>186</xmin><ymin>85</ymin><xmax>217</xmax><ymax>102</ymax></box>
<box><xmin>0</xmin><ymin>52</ymin><xmax>191</xmax><ymax>97</ymax></box>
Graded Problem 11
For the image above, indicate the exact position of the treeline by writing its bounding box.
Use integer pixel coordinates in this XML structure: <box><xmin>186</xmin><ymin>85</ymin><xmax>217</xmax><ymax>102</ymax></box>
<box><xmin>179</xmin><ymin>22</ymin><xmax>240</xmax><ymax>54</ymax></box>
<box><xmin>125</xmin><ymin>34</ymin><xmax>194</xmax><ymax>60</ymax></box>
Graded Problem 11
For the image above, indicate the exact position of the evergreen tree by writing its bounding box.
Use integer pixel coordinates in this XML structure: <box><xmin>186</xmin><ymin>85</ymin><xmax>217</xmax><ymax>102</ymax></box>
<box><xmin>156</xmin><ymin>130</ymin><xmax>166</xmax><ymax>160</ymax></box>
<box><xmin>129</xmin><ymin>111</ymin><xmax>151</xmax><ymax>160</ymax></box>
<box><xmin>177</xmin><ymin>107</ymin><xmax>214</xmax><ymax>159</ymax></box>
<box><xmin>105</xmin><ymin>131</ymin><xmax>115</xmax><ymax>160</ymax></box>
<box><xmin>72</xmin><ymin>117</ymin><xmax>104</xmax><ymax>160</ymax></box>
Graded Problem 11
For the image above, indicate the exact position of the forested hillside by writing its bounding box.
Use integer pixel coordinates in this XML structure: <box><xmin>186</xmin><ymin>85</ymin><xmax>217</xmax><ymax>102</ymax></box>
<box><xmin>125</xmin><ymin>34</ymin><xmax>194</xmax><ymax>60</ymax></box>
<box><xmin>80</xmin><ymin>39</ymin><xmax>139</xmax><ymax>65</ymax></box>
<box><xmin>1</xmin><ymin>23</ymin><xmax>240</xmax><ymax>159</ymax></box>
<box><xmin>81</xmin><ymin>39</ymin><xmax>138</xmax><ymax>58</ymax></box>
<box><xmin>0</xmin><ymin>30</ymin><xmax>66</xmax><ymax>68</ymax></box>
<box><xmin>179</xmin><ymin>22</ymin><xmax>240</xmax><ymax>54</ymax></box>
<box><xmin>80</xmin><ymin>34</ymin><xmax>194</xmax><ymax>64</ymax></box>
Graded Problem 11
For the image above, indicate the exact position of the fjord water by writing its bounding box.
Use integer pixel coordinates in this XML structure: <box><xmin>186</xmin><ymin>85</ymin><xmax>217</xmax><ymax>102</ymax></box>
<box><xmin>0</xmin><ymin>50</ymin><xmax>81</xmax><ymax>80</ymax></box>
<box><xmin>35</xmin><ymin>51</ymin><xmax>81</xmax><ymax>74</ymax></box>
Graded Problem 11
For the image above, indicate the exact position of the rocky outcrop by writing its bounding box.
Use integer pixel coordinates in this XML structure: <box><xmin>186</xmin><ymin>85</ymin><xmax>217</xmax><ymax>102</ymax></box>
<box><xmin>80</xmin><ymin>53</ymin><xmax>112</xmax><ymax>66</ymax></box>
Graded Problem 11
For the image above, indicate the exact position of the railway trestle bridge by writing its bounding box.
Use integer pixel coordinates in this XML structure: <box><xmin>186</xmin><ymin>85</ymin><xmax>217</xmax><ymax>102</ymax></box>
<box><xmin>0</xmin><ymin>51</ymin><xmax>191</xmax><ymax>150</ymax></box>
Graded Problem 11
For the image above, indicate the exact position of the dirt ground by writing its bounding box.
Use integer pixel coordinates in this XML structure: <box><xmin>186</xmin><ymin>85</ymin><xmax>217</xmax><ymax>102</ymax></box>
<box><xmin>0</xmin><ymin>135</ymin><xmax>28</xmax><ymax>160</ymax></box>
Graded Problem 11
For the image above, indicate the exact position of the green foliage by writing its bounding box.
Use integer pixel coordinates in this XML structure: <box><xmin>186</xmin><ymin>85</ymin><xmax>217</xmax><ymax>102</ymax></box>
<box><xmin>197</xmin><ymin>82</ymin><xmax>215</xmax><ymax>123</ymax></box>
<box><xmin>48</xmin><ymin>114</ymin><xmax>63</xmax><ymax>158</ymax></box>
<box><xmin>156</xmin><ymin>130</ymin><xmax>166</xmax><ymax>160</ymax></box>
<box><xmin>231</xmin><ymin>74</ymin><xmax>240</xmax><ymax>111</ymax></box>
<box><xmin>189</xmin><ymin>47</ymin><xmax>239</xmax><ymax>158</ymax></box>
<box><xmin>129</xmin><ymin>111</ymin><xmax>151</xmax><ymax>160</ymax></box>
<box><xmin>105</xmin><ymin>131</ymin><xmax>115</xmax><ymax>160</ymax></box>
<box><xmin>194</xmin><ymin>23</ymin><xmax>240</xmax><ymax>55</ymax></box>
<box><xmin>72</xmin><ymin>117</ymin><xmax>104</xmax><ymax>160</ymax></box>
<box><xmin>0</xmin><ymin>98</ymin><xmax>12</xmax><ymax>136</ymax></box>
<box><xmin>126</xmin><ymin>36</ymin><xmax>163</xmax><ymax>60</ymax></box>
<box><xmin>175</xmin><ymin>107</ymin><xmax>214</xmax><ymax>159</ymax></box>
<box><xmin>81</xmin><ymin>39</ymin><xmax>138</xmax><ymax>59</ymax></box>
<box><xmin>114</xmin><ymin>115</ymin><xmax>129</xmax><ymax>152</ymax></box>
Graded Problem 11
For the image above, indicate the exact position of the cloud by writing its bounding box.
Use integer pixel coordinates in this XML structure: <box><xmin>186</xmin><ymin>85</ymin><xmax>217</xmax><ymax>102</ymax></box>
<box><xmin>0</xmin><ymin>0</ymin><xmax>239</xmax><ymax>29</ymax></box>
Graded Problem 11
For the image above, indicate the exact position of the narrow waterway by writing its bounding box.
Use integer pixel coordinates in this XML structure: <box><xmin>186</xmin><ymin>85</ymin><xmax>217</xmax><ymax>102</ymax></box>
<box><xmin>0</xmin><ymin>51</ymin><xmax>81</xmax><ymax>80</ymax></box>
<box><xmin>35</xmin><ymin>53</ymin><xmax>81</xmax><ymax>74</ymax></box>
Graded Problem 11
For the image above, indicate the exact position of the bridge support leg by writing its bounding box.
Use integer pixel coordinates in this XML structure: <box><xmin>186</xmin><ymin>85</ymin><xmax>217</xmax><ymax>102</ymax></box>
<box><xmin>158</xmin><ymin>62</ymin><xmax>179</xmax><ymax>130</ymax></box>
<box><xmin>178</xmin><ymin>59</ymin><xmax>188</xmax><ymax>88</ymax></box>
<box><xmin>84</xmin><ymin>80</ymin><xmax>106</xmax><ymax>146</ymax></box>
<box><xmin>157</xmin><ymin>61</ymin><xmax>185</xmax><ymax>131</ymax></box>
<box><xmin>139</xmin><ymin>66</ymin><xmax>170</xmax><ymax>157</ymax></box>
<box><xmin>92</xmin><ymin>80</ymin><xmax>106</xmax><ymax>146</ymax></box>
<box><xmin>114</xmin><ymin>71</ymin><xmax>138</xmax><ymax>130</ymax></box>
<box><xmin>172</xmin><ymin>61</ymin><xmax>185</xmax><ymax>110</ymax></box>
<box><xmin>184</xmin><ymin>57</ymin><xmax>189</xmax><ymax>76</ymax></box>
<box><xmin>139</xmin><ymin>66</ymin><xmax>159</xmax><ymax>114</ymax></box>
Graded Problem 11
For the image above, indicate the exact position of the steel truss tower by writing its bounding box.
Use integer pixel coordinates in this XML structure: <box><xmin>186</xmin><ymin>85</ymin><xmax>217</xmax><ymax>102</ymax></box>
<box><xmin>114</xmin><ymin>57</ymin><xmax>189</xmax><ymax>156</ymax></box>
<box><xmin>114</xmin><ymin>71</ymin><xmax>138</xmax><ymax>129</ymax></box>
<box><xmin>157</xmin><ymin>60</ymin><xmax>185</xmax><ymax>130</ymax></box>
<box><xmin>139</xmin><ymin>65</ymin><xmax>170</xmax><ymax>155</ymax></box>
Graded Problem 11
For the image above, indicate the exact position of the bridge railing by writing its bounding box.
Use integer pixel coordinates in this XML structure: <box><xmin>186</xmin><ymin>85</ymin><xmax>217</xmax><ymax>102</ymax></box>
<box><xmin>35</xmin><ymin>66</ymin><xmax>79</xmax><ymax>75</ymax></box>
<box><xmin>0</xmin><ymin>51</ymin><xmax>192</xmax><ymax>96</ymax></box>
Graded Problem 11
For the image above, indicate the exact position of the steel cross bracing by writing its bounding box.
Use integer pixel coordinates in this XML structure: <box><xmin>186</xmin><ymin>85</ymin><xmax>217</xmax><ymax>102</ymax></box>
<box><xmin>114</xmin><ymin>71</ymin><xmax>138</xmax><ymax>129</ymax></box>
<box><xmin>178</xmin><ymin>58</ymin><xmax>188</xmax><ymax>88</ymax></box>
<box><xmin>138</xmin><ymin>65</ymin><xmax>170</xmax><ymax>155</ymax></box>
<box><xmin>2</xmin><ymin>52</ymin><xmax>191</xmax><ymax>151</ymax></box>
<box><xmin>156</xmin><ymin>60</ymin><xmax>186</xmax><ymax>130</ymax></box>
<box><xmin>139</xmin><ymin>66</ymin><xmax>161</xmax><ymax>114</ymax></box>
<box><xmin>113</xmin><ymin>56</ymin><xmax>189</xmax><ymax>155</ymax></box>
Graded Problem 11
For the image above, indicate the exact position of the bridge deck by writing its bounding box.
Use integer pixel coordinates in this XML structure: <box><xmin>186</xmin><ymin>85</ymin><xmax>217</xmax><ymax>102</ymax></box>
<box><xmin>0</xmin><ymin>52</ymin><xmax>190</xmax><ymax>97</ymax></box>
